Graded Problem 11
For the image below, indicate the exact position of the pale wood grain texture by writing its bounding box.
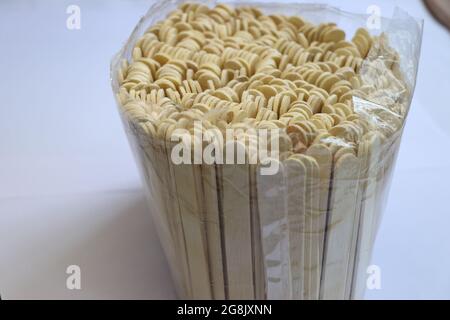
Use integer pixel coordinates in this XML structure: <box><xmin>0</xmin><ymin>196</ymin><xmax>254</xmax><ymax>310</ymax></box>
<box><xmin>123</xmin><ymin>124</ymin><xmax>191</xmax><ymax>298</ymax></box>
<box><xmin>352</xmin><ymin>133</ymin><xmax>384</xmax><ymax>299</ymax></box>
<box><xmin>285</xmin><ymin>157</ymin><xmax>306</xmax><ymax>299</ymax></box>
<box><xmin>321</xmin><ymin>153</ymin><xmax>361</xmax><ymax>300</ymax></box>
<box><xmin>201</xmin><ymin>163</ymin><xmax>226</xmax><ymax>299</ymax></box>
<box><xmin>170</xmin><ymin>143</ymin><xmax>212</xmax><ymax>299</ymax></box>
<box><xmin>256</xmin><ymin>159</ymin><xmax>290</xmax><ymax>299</ymax></box>
<box><xmin>306</xmin><ymin>144</ymin><xmax>333</xmax><ymax>297</ymax></box>
<box><xmin>220</xmin><ymin>141</ymin><xmax>254</xmax><ymax>299</ymax></box>
<box><xmin>249</xmin><ymin>164</ymin><xmax>266</xmax><ymax>299</ymax></box>
<box><xmin>300</xmin><ymin>155</ymin><xmax>321</xmax><ymax>300</ymax></box>
<box><xmin>160</xmin><ymin>138</ymin><xmax>192</xmax><ymax>298</ymax></box>
<box><xmin>344</xmin><ymin>146</ymin><xmax>366</xmax><ymax>299</ymax></box>
<box><xmin>123</xmin><ymin>122</ymin><xmax>190</xmax><ymax>298</ymax></box>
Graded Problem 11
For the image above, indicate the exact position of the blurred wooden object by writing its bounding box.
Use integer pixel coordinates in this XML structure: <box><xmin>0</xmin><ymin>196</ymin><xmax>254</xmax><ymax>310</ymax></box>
<box><xmin>221</xmin><ymin>141</ymin><xmax>254</xmax><ymax>299</ymax></box>
<box><xmin>285</xmin><ymin>157</ymin><xmax>306</xmax><ymax>299</ymax></box>
<box><xmin>201</xmin><ymin>163</ymin><xmax>226</xmax><ymax>299</ymax></box>
<box><xmin>322</xmin><ymin>153</ymin><xmax>361</xmax><ymax>300</ymax></box>
<box><xmin>257</xmin><ymin>159</ymin><xmax>290</xmax><ymax>299</ymax></box>
<box><xmin>352</xmin><ymin>133</ymin><xmax>384</xmax><ymax>299</ymax></box>
<box><xmin>424</xmin><ymin>0</ymin><xmax>450</xmax><ymax>30</ymax></box>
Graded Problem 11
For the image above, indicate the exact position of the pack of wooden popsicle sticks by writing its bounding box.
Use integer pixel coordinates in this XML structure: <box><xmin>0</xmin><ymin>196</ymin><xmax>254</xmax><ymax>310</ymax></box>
<box><xmin>111</xmin><ymin>1</ymin><xmax>423</xmax><ymax>299</ymax></box>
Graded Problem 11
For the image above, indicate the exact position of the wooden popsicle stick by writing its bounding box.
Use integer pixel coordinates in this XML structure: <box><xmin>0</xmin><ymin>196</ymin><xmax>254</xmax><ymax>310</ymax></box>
<box><xmin>306</xmin><ymin>144</ymin><xmax>333</xmax><ymax>296</ymax></box>
<box><xmin>220</xmin><ymin>140</ymin><xmax>254</xmax><ymax>299</ymax></box>
<box><xmin>351</xmin><ymin>132</ymin><xmax>384</xmax><ymax>299</ymax></box>
<box><xmin>284</xmin><ymin>156</ymin><xmax>306</xmax><ymax>300</ymax></box>
<box><xmin>302</xmin><ymin>155</ymin><xmax>321</xmax><ymax>300</ymax></box>
<box><xmin>126</xmin><ymin>125</ymin><xmax>190</xmax><ymax>299</ymax></box>
<box><xmin>249</xmin><ymin>163</ymin><xmax>266</xmax><ymax>300</ymax></box>
<box><xmin>256</xmin><ymin>158</ymin><xmax>290</xmax><ymax>299</ymax></box>
<box><xmin>321</xmin><ymin>153</ymin><xmax>361</xmax><ymax>300</ymax></box>
<box><xmin>200</xmin><ymin>163</ymin><xmax>226</xmax><ymax>299</ymax></box>
<box><xmin>157</xmin><ymin>136</ymin><xmax>192</xmax><ymax>298</ymax></box>
<box><xmin>356</xmin><ymin>133</ymin><xmax>390</xmax><ymax>298</ymax></box>
<box><xmin>346</xmin><ymin>138</ymin><xmax>371</xmax><ymax>300</ymax></box>
<box><xmin>344</xmin><ymin>144</ymin><xmax>367</xmax><ymax>299</ymax></box>
<box><xmin>168</xmin><ymin>137</ymin><xmax>212</xmax><ymax>299</ymax></box>
<box><xmin>124</xmin><ymin>121</ymin><xmax>190</xmax><ymax>298</ymax></box>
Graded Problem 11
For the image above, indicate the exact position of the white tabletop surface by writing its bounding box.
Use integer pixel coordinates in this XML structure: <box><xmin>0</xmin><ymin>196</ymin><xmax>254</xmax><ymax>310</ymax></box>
<box><xmin>1</xmin><ymin>0</ymin><xmax>449</xmax><ymax>300</ymax></box>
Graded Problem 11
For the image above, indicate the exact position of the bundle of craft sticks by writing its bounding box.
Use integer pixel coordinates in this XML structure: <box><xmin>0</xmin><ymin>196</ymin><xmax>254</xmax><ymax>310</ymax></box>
<box><xmin>112</xmin><ymin>2</ymin><xmax>420</xmax><ymax>300</ymax></box>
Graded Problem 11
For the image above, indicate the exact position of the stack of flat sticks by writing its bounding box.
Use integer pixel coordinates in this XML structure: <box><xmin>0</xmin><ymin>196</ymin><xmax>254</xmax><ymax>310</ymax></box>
<box><xmin>114</xmin><ymin>2</ymin><xmax>410</xmax><ymax>300</ymax></box>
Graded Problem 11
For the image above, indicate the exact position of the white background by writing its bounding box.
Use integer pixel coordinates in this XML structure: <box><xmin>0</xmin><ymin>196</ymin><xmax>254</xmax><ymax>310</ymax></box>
<box><xmin>0</xmin><ymin>0</ymin><xmax>449</xmax><ymax>299</ymax></box>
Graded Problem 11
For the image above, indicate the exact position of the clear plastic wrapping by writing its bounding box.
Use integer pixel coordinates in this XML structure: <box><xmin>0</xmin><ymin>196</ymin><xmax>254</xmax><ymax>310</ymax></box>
<box><xmin>111</xmin><ymin>1</ymin><xmax>423</xmax><ymax>299</ymax></box>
